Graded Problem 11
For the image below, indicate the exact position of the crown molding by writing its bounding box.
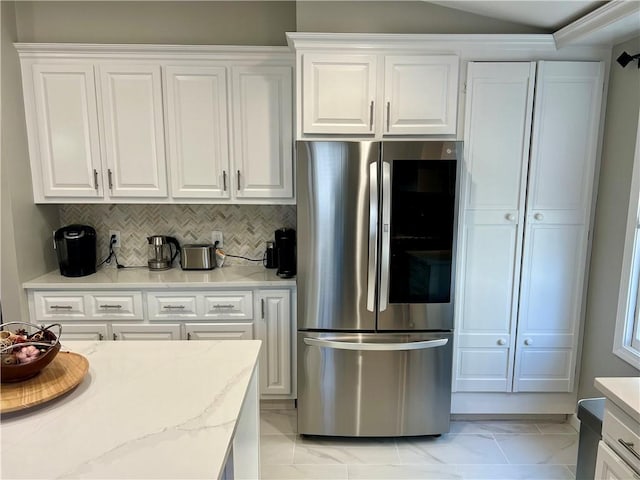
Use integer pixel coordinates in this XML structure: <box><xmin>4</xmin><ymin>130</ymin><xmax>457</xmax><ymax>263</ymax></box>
<box><xmin>554</xmin><ymin>0</ymin><xmax>640</xmax><ymax>48</ymax></box>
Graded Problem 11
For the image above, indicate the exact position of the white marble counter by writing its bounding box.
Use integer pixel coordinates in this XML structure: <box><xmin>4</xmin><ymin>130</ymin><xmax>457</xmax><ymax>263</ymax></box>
<box><xmin>594</xmin><ymin>376</ymin><xmax>640</xmax><ymax>422</ymax></box>
<box><xmin>1</xmin><ymin>340</ymin><xmax>261</xmax><ymax>479</ymax></box>
<box><xmin>23</xmin><ymin>265</ymin><xmax>296</xmax><ymax>289</ymax></box>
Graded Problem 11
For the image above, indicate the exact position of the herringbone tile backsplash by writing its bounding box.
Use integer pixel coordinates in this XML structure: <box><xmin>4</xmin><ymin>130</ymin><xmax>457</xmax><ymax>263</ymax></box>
<box><xmin>59</xmin><ymin>204</ymin><xmax>296</xmax><ymax>267</ymax></box>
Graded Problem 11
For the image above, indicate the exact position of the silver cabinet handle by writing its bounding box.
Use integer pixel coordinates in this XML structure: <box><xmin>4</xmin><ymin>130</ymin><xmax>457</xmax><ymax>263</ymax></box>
<box><xmin>93</xmin><ymin>169</ymin><xmax>99</xmax><ymax>190</ymax></box>
<box><xmin>108</xmin><ymin>169</ymin><xmax>113</xmax><ymax>190</ymax></box>
<box><xmin>304</xmin><ymin>337</ymin><xmax>448</xmax><ymax>351</ymax></box>
<box><xmin>369</xmin><ymin>100</ymin><xmax>374</xmax><ymax>131</ymax></box>
<box><xmin>261</xmin><ymin>298</ymin><xmax>265</xmax><ymax>319</ymax></box>
<box><xmin>524</xmin><ymin>338</ymin><xmax>533</xmax><ymax>345</ymax></box>
<box><xmin>379</xmin><ymin>161</ymin><xmax>391</xmax><ymax>312</ymax></box>
<box><xmin>212</xmin><ymin>304</ymin><xmax>234</xmax><ymax>309</ymax></box>
<box><xmin>367</xmin><ymin>162</ymin><xmax>378</xmax><ymax>312</ymax></box>
<box><xmin>50</xmin><ymin>305</ymin><xmax>73</xmax><ymax>310</ymax></box>
<box><xmin>162</xmin><ymin>305</ymin><xmax>186</xmax><ymax>310</ymax></box>
<box><xmin>497</xmin><ymin>338</ymin><xmax>507</xmax><ymax>346</ymax></box>
<box><xmin>505</xmin><ymin>213</ymin><xmax>515</xmax><ymax>222</ymax></box>
<box><xmin>237</xmin><ymin>170</ymin><xmax>241</xmax><ymax>191</ymax></box>
<box><xmin>223</xmin><ymin>170</ymin><xmax>227</xmax><ymax>191</ymax></box>
<box><xmin>618</xmin><ymin>439</ymin><xmax>640</xmax><ymax>461</ymax></box>
<box><xmin>534</xmin><ymin>213</ymin><xmax>544</xmax><ymax>221</ymax></box>
<box><xmin>386</xmin><ymin>101</ymin><xmax>390</xmax><ymax>131</ymax></box>
<box><xmin>99</xmin><ymin>304</ymin><xmax>122</xmax><ymax>309</ymax></box>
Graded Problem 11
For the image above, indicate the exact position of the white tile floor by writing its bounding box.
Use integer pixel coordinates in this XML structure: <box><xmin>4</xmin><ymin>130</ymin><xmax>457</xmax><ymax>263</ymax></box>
<box><xmin>260</xmin><ymin>410</ymin><xmax>578</xmax><ymax>479</ymax></box>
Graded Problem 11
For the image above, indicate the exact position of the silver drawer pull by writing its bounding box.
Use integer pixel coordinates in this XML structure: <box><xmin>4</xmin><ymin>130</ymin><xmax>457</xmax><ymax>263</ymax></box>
<box><xmin>162</xmin><ymin>305</ymin><xmax>186</xmax><ymax>310</ymax></box>
<box><xmin>618</xmin><ymin>438</ymin><xmax>640</xmax><ymax>461</ymax></box>
<box><xmin>212</xmin><ymin>304</ymin><xmax>234</xmax><ymax>309</ymax></box>
<box><xmin>99</xmin><ymin>304</ymin><xmax>122</xmax><ymax>309</ymax></box>
<box><xmin>50</xmin><ymin>305</ymin><xmax>73</xmax><ymax>310</ymax></box>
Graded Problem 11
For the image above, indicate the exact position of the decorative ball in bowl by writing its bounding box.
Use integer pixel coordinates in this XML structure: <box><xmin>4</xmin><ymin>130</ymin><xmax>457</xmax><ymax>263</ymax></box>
<box><xmin>0</xmin><ymin>322</ymin><xmax>62</xmax><ymax>383</ymax></box>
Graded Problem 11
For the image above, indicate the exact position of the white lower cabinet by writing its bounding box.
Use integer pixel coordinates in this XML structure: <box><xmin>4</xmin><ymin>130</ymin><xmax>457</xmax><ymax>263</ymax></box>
<box><xmin>255</xmin><ymin>290</ymin><xmax>291</xmax><ymax>396</ymax></box>
<box><xmin>26</xmin><ymin>286</ymin><xmax>294</xmax><ymax>398</ymax></box>
<box><xmin>111</xmin><ymin>323</ymin><xmax>182</xmax><ymax>341</ymax></box>
<box><xmin>454</xmin><ymin>61</ymin><xmax>604</xmax><ymax>393</ymax></box>
<box><xmin>59</xmin><ymin>323</ymin><xmax>109</xmax><ymax>341</ymax></box>
<box><xmin>185</xmin><ymin>323</ymin><xmax>253</xmax><ymax>341</ymax></box>
<box><xmin>595</xmin><ymin>442</ymin><xmax>638</xmax><ymax>479</ymax></box>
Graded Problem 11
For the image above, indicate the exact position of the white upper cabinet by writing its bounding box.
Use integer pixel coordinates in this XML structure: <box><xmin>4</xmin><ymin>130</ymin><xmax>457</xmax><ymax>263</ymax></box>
<box><xmin>98</xmin><ymin>64</ymin><xmax>168</xmax><ymax>198</ymax></box>
<box><xmin>164</xmin><ymin>66</ymin><xmax>230</xmax><ymax>199</ymax></box>
<box><xmin>231</xmin><ymin>66</ymin><xmax>293</xmax><ymax>199</ymax></box>
<box><xmin>298</xmin><ymin>51</ymin><xmax>458</xmax><ymax>138</ymax></box>
<box><xmin>455</xmin><ymin>61</ymin><xmax>604</xmax><ymax>394</ymax></box>
<box><xmin>17</xmin><ymin>45</ymin><xmax>294</xmax><ymax>204</ymax></box>
<box><xmin>302</xmin><ymin>54</ymin><xmax>377</xmax><ymax>135</ymax></box>
<box><xmin>383</xmin><ymin>55</ymin><xmax>458</xmax><ymax>135</ymax></box>
<box><xmin>26</xmin><ymin>63</ymin><xmax>103</xmax><ymax>199</ymax></box>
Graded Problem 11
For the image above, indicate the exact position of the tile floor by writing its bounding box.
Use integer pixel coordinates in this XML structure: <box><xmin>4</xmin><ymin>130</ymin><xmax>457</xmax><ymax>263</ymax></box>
<box><xmin>260</xmin><ymin>410</ymin><xmax>579</xmax><ymax>479</ymax></box>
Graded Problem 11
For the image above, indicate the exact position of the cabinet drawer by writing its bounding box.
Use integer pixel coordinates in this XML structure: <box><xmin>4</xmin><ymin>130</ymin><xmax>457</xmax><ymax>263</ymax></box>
<box><xmin>603</xmin><ymin>403</ymin><xmax>640</xmax><ymax>473</ymax></box>
<box><xmin>147</xmin><ymin>293</ymin><xmax>199</xmax><ymax>320</ymax></box>
<box><xmin>59</xmin><ymin>323</ymin><xmax>109</xmax><ymax>341</ymax></box>
<box><xmin>203</xmin><ymin>292</ymin><xmax>253</xmax><ymax>320</ymax></box>
<box><xmin>184</xmin><ymin>322</ymin><xmax>253</xmax><ymax>341</ymax></box>
<box><xmin>33</xmin><ymin>293</ymin><xmax>86</xmax><ymax>320</ymax></box>
<box><xmin>88</xmin><ymin>293</ymin><xmax>142</xmax><ymax>319</ymax></box>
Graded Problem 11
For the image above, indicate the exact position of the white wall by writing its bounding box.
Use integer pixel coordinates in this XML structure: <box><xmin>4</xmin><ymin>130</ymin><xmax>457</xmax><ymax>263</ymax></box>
<box><xmin>1</xmin><ymin>1</ymin><xmax>59</xmax><ymax>321</ymax></box>
<box><xmin>578</xmin><ymin>36</ymin><xmax>640</xmax><ymax>399</ymax></box>
<box><xmin>296</xmin><ymin>1</ymin><xmax>541</xmax><ymax>34</ymax></box>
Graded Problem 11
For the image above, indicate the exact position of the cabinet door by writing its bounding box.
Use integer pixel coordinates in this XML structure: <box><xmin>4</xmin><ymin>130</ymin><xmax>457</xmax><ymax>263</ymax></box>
<box><xmin>301</xmin><ymin>54</ymin><xmax>377</xmax><ymax>135</ymax></box>
<box><xmin>165</xmin><ymin>66</ymin><xmax>230</xmax><ymax>199</ymax></box>
<box><xmin>59</xmin><ymin>324</ymin><xmax>108</xmax><ymax>341</ymax></box>
<box><xmin>514</xmin><ymin>62</ymin><xmax>605</xmax><ymax>392</ymax></box>
<box><xmin>111</xmin><ymin>323</ymin><xmax>181</xmax><ymax>341</ymax></box>
<box><xmin>384</xmin><ymin>56</ymin><xmax>458</xmax><ymax>135</ymax></box>
<box><xmin>28</xmin><ymin>64</ymin><xmax>102</xmax><ymax>198</ymax></box>
<box><xmin>454</xmin><ymin>62</ymin><xmax>535</xmax><ymax>392</ymax></box>
<box><xmin>255</xmin><ymin>290</ymin><xmax>291</xmax><ymax>396</ymax></box>
<box><xmin>595</xmin><ymin>441</ymin><xmax>638</xmax><ymax>480</ymax></box>
<box><xmin>184</xmin><ymin>323</ymin><xmax>253</xmax><ymax>341</ymax></box>
<box><xmin>231</xmin><ymin>66</ymin><xmax>293</xmax><ymax>199</ymax></box>
<box><xmin>98</xmin><ymin>64</ymin><xmax>168</xmax><ymax>198</ymax></box>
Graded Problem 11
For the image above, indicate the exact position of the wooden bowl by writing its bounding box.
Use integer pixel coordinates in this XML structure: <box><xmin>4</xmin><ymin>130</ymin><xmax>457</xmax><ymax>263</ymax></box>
<box><xmin>0</xmin><ymin>325</ymin><xmax>61</xmax><ymax>383</ymax></box>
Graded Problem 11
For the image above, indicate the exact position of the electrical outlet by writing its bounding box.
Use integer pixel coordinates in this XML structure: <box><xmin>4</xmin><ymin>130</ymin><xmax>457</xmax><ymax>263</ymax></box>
<box><xmin>211</xmin><ymin>231</ymin><xmax>223</xmax><ymax>248</ymax></box>
<box><xmin>109</xmin><ymin>230</ymin><xmax>121</xmax><ymax>248</ymax></box>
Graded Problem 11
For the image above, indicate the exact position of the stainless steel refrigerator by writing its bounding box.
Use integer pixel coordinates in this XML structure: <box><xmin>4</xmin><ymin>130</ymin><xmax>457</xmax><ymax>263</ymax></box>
<box><xmin>296</xmin><ymin>141</ymin><xmax>461</xmax><ymax>437</ymax></box>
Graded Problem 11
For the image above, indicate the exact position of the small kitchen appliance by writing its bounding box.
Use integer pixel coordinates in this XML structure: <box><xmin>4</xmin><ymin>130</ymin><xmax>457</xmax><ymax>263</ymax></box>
<box><xmin>54</xmin><ymin>224</ymin><xmax>97</xmax><ymax>277</ymax></box>
<box><xmin>180</xmin><ymin>244</ymin><xmax>216</xmax><ymax>270</ymax></box>
<box><xmin>275</xmin><ymin>228</ymin><xmax>296</xmax><ymax>278</ymax></box>
<box><xmin>147</xmin><ymin>235</ymin><xmax>180</xmax><ymax>271</ymax></box>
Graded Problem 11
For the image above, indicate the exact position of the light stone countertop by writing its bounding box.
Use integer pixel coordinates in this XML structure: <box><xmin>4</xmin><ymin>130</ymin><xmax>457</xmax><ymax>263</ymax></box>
<box><xmin>1</xmin><ymin>340</ymin><xmax>261</xmax><ymax>479</ymax></box>
<box><xmin>23</xmin><ymin>265</ymin><xmax>296</xmax><ymax>289</ymax></box>
<box><xmin>594</xmin><ymin>376</ymin><xmax>640</xmax><ymax>422</ymax></box>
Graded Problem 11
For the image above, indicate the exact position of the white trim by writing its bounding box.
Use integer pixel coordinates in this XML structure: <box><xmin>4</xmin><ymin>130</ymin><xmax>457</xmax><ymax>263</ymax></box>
<box><xmin>613</xmin><ymin>107</ymin><xmax>640</xmax><ymax>371</ymax></box>
<box><xmin>553</xmin><ymin>0</ymin><xmax>640</xmax><ymax>48</ymax></box>
<box><xmin>451</xmin><ymin>392</ymin><xmax>578</xmax><ymax>414</ymax></box>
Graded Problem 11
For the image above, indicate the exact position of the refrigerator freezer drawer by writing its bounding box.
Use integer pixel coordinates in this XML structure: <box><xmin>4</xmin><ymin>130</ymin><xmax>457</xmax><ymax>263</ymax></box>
<box><xmin>297</xmin><ymin>331</ymin><xmax>453</xmax><ymax>437</ymax></box>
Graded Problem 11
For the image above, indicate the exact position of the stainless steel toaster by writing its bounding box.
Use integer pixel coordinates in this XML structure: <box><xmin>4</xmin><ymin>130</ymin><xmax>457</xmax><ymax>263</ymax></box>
<box><xmin>180</xmin><ymin>244</ymin><xmax>216</xmax><ymax>270</ymax></box>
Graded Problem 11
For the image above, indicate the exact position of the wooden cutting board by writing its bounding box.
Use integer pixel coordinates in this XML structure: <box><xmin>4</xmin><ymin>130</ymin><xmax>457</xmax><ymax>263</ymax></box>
<box><xmin>1</xmin><ymin>351</ymin><xmax>89</xmax><ymax>413</ymax></box>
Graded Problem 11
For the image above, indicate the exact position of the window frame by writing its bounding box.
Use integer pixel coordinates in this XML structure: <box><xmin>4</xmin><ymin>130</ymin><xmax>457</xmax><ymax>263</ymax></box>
<box><xmin>613</xmin><ymin>108</ymin><xmax>640</xmax><ymax>370</ymax></box>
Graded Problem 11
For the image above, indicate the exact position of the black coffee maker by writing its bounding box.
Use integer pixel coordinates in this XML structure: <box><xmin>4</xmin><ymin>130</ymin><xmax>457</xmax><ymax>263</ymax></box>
<box><xmin>275</xmin><ymin>228</ymin><xmax>296</xmax><ymax>278</ymax></box>
<box><xmin>54</xmin><ymin>225</ymin><xmax>97</xmax><ymax>277</ymax></box>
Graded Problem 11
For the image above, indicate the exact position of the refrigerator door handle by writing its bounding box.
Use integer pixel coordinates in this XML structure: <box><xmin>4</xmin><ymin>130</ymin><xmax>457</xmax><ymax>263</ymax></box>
<box><xmin>367</xmin><ymin>162</ymin><xmax>378</xmax><ymax>312</ymax></box>
<box><xmin>303</xmin><ymin>337</ymin><xmax>448</xmax><ymax>351</ymax></box>
<box><xmin>379</xmin><ymin>161</ymin><xmax>391</xmax><ymax>311</ymax></box>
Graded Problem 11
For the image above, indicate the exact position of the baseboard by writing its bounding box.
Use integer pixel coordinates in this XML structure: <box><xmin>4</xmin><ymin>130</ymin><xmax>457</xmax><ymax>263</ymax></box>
<box><xmin>260</xmin><ymin>399</ymin><xmax>296</xmax><ymax>410</ymax></box>
<box><xmin>568</xmin><ymin>412</ymin><xmax>581</xmax><ymax>431</ymax></box>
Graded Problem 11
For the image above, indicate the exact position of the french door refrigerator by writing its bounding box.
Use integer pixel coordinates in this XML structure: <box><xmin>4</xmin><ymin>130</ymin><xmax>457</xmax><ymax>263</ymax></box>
<box><xmin>297</xmin><ymin>141</ymin><xmax>461</xmax><ymax>437</ymax></box>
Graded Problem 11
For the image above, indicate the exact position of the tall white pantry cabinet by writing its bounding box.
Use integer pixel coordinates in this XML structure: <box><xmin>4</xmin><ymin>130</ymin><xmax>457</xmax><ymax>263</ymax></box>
<box><xmin>454</xmin><ymin>61</ymin><xmax>605</xmax><ymax>393</ymax></box>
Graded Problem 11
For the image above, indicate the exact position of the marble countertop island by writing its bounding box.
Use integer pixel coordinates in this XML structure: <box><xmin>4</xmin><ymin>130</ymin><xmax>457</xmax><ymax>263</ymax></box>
<box><xmin>23</xmin><ymin>265</ymin><xmax>296</xmax><ymax>289</ymax></box>
<box><xmin>594</xmin><ymin>376</ymin><xmax>640</xmax><ymax>422</ymax></box>
<box><xmin>1</xmin><ymin>340</ymin><xmax>261</xmax><ymax>479</ymax></box>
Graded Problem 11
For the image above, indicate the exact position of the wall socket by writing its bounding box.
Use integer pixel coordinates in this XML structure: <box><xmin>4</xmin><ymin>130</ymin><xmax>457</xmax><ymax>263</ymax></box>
<box><xmin>108</xmin><ymin>230</ymin><xmax>121</xmax><ymax>248</ymax></box>
<box><xmin>211</xmin><ymin>231</ymin><xmax>223</xmax><ymax>248</ymax></box>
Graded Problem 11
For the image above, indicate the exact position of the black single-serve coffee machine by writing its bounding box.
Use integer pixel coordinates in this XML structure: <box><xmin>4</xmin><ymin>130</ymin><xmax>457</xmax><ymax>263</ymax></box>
<box><xmin>54</xmin><ymin>224</ymin><xmax>97</xmax><ymax>277</ymax></box>
<box><xmin>274</xmin><ymin>228</ymin><xmax>296</xmax><ymax>278</ymax></box>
